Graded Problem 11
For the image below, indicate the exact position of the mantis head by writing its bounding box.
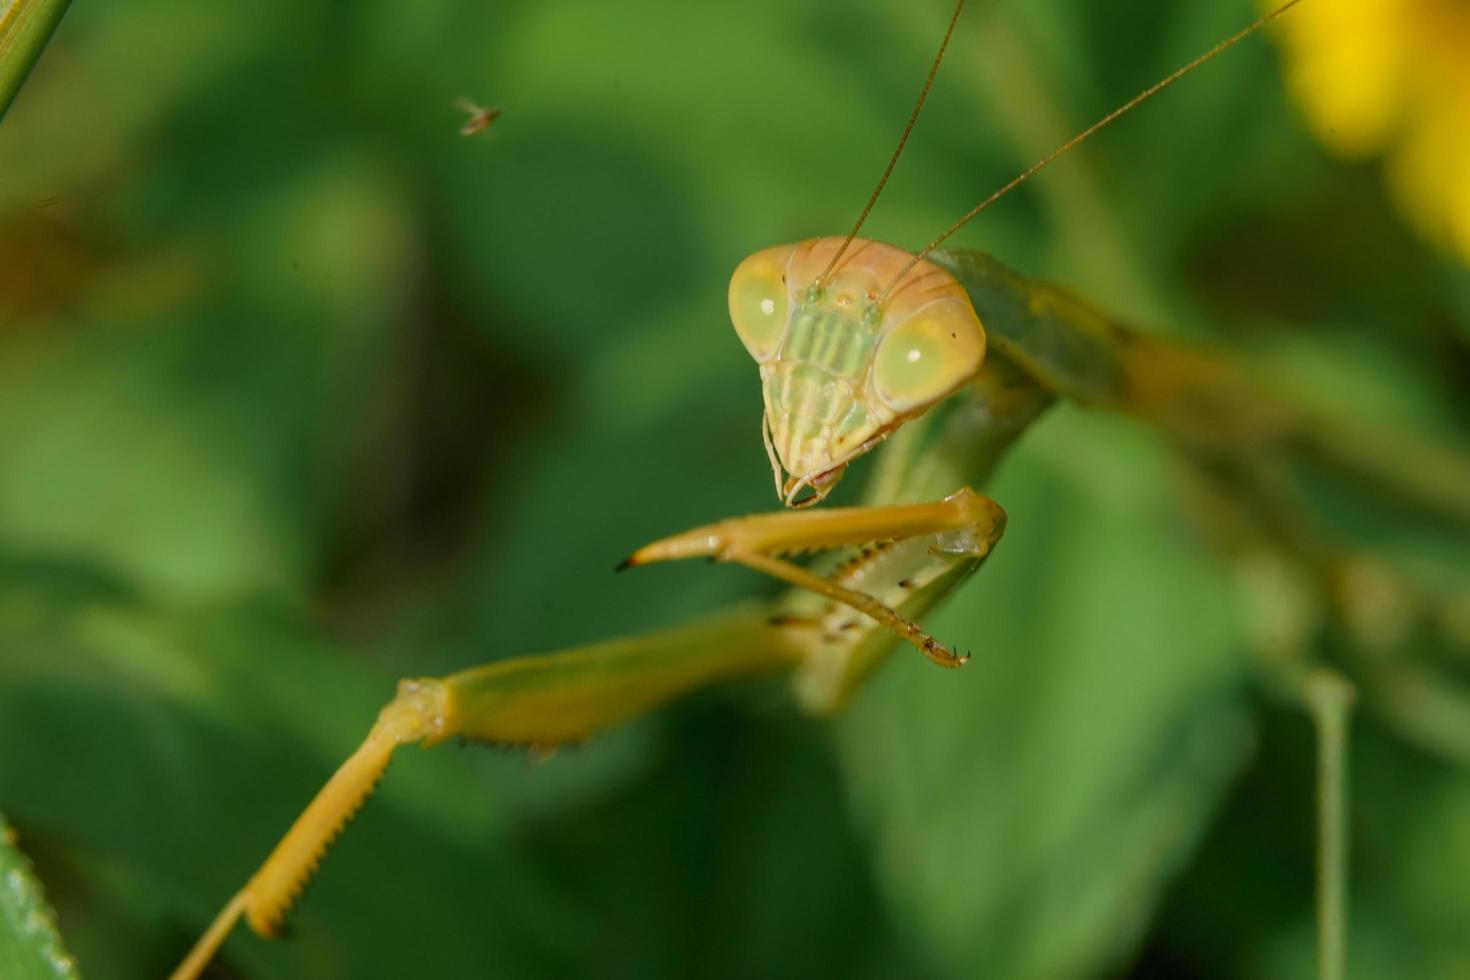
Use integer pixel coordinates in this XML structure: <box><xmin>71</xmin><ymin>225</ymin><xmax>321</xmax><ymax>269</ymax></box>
<box><xmin>718</xmin><ymin>0</ymin><xmax>1304</xmax><ymax>509</ymax></box>
<box><xmin>728</xmin><ymin>237</ymin><xmax>986</xmax><ymax>507</ymax></box>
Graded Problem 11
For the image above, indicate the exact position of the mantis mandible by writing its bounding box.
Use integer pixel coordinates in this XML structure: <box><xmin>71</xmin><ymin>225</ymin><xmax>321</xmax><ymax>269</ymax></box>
<box><xmin>167</xmin><ymin>0</ymin><xmax>1421</xmax><ymax>975</ymax></box>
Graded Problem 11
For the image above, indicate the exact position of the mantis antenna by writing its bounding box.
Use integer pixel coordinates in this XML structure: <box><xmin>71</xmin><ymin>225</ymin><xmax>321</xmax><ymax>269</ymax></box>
<box><xmin>814</xmin><ymin>0</ymin><xmax>966</xmax><ymax>288</ymax></box>
<box><xmin>876</xmin><ymin>0</ymin><xmax>1309</xmax><ymax>303</ymax></box>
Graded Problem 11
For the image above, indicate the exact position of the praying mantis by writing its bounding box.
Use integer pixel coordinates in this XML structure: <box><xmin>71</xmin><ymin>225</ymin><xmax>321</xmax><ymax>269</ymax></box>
<box><xmin>158</xmin><ymin>0</ymin><xmax>1470</xmax><ymax>976</ymax></box>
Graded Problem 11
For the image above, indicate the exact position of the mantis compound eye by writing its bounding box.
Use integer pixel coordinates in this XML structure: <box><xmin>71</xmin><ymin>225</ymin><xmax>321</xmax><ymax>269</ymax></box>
<box><xmin>728</xmin><ymin>246</ymin><xmax>794</xmax><ymax>362</ymax></box>
<box><xmin>871</xmin><ymin>298</ymin><xmax>985</xmax><ymax>414</ymax></box>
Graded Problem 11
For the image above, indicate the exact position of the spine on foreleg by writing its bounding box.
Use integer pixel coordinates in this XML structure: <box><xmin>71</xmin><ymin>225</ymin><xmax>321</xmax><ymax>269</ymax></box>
<box><xmin>794</xmin><ymin>529</ymin><xmax>997</xmax><ymax>714</ymax></box>
<box><xmin>243</xmin><ymin>680</ymin><xmax>449</xmax><ymax>935</ymax></box>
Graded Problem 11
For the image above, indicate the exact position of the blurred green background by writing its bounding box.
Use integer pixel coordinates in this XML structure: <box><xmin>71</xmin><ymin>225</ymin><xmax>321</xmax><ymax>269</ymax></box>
<box><xmin>2</xmin><ymin>0</ymin><xmax>1469</xmax><ymax>977</ymax></box>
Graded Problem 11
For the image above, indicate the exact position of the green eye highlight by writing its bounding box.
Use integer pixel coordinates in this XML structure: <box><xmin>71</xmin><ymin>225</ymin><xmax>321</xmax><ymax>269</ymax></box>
<box><xmin>872</xmin><ymin>300</ymin><xmax>985</xmax><ymax>413</ymax></box>
<box><xmin>729</xmin><ymin>248</ymin><xmax>792</xmax><ymax>361</ymax></box>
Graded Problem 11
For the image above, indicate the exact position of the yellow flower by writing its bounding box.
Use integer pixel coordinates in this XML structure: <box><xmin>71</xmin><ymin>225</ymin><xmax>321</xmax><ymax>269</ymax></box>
<box><xmin>1269</xmin><ymin>0</ymin><xmax>1470</xmax><ymax>263</ymax></box>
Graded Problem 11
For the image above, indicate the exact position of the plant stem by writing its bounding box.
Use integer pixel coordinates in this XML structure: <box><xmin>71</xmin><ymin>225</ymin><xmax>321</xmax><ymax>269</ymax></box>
<box><xmin>1305</xmin><ymin>669</ymin><xmax>1354</xmax><ymax>980</ymax></box>
<box><xmin>0</xmin><ymin>0</ymin><xmax>72</xmax><ymax>122</ymax></box>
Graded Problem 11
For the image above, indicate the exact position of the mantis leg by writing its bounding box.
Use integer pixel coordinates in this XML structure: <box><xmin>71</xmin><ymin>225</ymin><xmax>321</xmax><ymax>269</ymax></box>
<box><xmin>170</xmin><ymin>613</ymin><xmax>804</xmax><ymax>980</ymax></box>
<box><xmin>169</xmin><ymin>682</ymin><xmax>447</xmax><ymax>979</ymax></box>
<box><xmin>938</xmin><ymin>247</ymin><xmax>1470</xmax><ymax>533</ymax></box>
<box><xmin>622</xmin><ymin>487</ymin><xmax>1007</xmax><ymax>668</ymax></box>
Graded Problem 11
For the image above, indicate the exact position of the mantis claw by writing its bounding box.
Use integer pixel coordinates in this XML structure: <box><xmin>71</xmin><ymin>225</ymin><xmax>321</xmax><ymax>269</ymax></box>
<box><xmin>623</xmin><ymin>490</ymin><xmax>1003</xmax><ymax>672</ymax></box>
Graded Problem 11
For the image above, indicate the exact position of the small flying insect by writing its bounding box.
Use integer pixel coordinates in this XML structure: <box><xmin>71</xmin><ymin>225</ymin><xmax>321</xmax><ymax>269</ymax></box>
<box><xmin>456</xmin><ymin>97</ymin><xmax>502</xmax><ymax>137</ymax></box>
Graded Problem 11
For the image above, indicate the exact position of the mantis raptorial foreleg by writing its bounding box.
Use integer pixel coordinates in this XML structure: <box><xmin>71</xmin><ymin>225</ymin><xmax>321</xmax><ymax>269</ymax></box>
<box><xmin>622</xmin><ymin>487</ymin><xmax>1006</xmax><ymax>668</ymax></box>
<box><xmin>170</xmin><ymin>613</ymin><xmax>806</xmax><ymax>980</ymax></box>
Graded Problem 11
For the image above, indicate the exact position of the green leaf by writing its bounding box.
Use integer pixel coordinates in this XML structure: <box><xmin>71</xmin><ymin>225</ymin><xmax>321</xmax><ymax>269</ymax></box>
<box><xmin>0</xmin><ymin>811</ymin><xmax>80</xmax><ymax>980</ymax></box>
<box><xmin>836</xmin><ymin>410</ymin><xmax>1254</xmax><ymax>978</ymax></box>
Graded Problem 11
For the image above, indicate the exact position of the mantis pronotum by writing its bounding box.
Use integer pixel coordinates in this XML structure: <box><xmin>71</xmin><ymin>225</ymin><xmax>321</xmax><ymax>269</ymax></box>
<box><xmin>167</xmin><ymin>0</ymin><xmax>1470</xmax><ymax>976</ymax></box>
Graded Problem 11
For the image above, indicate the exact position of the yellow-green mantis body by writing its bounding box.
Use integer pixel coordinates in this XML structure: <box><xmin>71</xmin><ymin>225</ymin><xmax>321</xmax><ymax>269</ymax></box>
<box><xmin>167</xmin><ymin>0</ymin><xmax>1470</xmax><ymax>975</ymax></box>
